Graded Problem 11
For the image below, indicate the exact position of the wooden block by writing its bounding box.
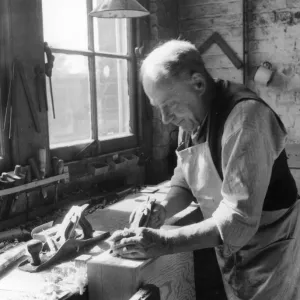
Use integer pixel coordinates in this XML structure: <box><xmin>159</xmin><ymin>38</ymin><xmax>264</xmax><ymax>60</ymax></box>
<box><xmin>75</xmin><ymin>254</ymin><xmax>92</xmax><ymax>268</ymax></box>
<box><xmin>87</xmin><ymin>250</ymin><xmax>195</xmax><ymax>300</ymax></box>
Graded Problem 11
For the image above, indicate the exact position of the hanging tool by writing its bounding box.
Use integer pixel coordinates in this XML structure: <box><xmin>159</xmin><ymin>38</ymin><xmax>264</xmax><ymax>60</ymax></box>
<box><xmin>3</xmin><ymin>61</ymin><xmax>15</xmax><ymax>139</ymax></box>
<box><xmin>34</xmin><ymin>64</ymin><xmax>48</xmax><ymax>112</ymax></box>
<box><xmin>109</xmin><ymin>197</ymin><xmax>156</xmax><ymax>256</ymax></box>
<box><xmin>129</xmin><ymin>197</ymin><xmax>157</xmax><ymax>229</ymax></box>
<box><xmin>15</xmin><ymin>59</ymin><xmax>41</xmax><ymax>133</ymax></box>
<box><xmin>44</xmin><ymin>42</ymin><xmax>55</xmax><ymax>119</ymax></box>
<box><xmin>28</xmin><ymin>157</ymin><xmax>47</xmax><ymax>199</ymax></box>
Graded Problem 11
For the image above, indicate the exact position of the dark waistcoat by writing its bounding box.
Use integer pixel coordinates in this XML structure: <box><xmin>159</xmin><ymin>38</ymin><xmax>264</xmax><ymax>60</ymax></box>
<box><xmin>182</xmin><ymin>80</ymin><xmax>297</xmax><ymax>211</ymax></box>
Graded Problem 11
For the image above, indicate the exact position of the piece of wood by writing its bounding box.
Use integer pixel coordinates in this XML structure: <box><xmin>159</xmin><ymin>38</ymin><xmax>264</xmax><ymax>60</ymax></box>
<box><xmin>212</xmin><ymin>32</ymin><xmax>243</xmax><ymax>69</ymax></box>
<box><xmin>87</xmin><ymin>247</ymin><xmax>195</xmax><ymax>300</ymax></box>
<box><xmin>74</xmin><ymin>254</ymin><xmax>92</xmax><ymax>268</ymax></box>
<box><xmin>129</xmin><ymin>284</ymin><xmax>160</xmax><ymax>300</ymax></box>
<box><xmin>86</xmin><ymin>184</ymin><xmax>199</xmax><ymax>300</ymax></box>
<box><xmin>198</xmin><ymin>34</ymin><xmax>215</xmax><ymax>54</ymax></box>
<box><xmin>15</xmin><ymin>59</ymin><xmax>41</xmax><ymax>133</ymax></box>
<box><xmin>198</xmin><ymin>32</ymin><xmax>243</xmax><ymax>69</ymax></box>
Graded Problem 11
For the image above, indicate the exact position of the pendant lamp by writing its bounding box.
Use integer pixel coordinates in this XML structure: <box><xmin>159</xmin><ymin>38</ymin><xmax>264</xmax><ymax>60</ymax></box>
<box><xmin>89</xmin><ymin>0</ymin><xmax>150</xmax><ymax>18</ymax></box>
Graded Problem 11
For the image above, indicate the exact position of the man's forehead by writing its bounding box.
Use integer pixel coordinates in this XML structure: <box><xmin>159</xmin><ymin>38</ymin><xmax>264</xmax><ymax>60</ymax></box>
<box><xmin>142</xmin><ymin>74</ymin><xmax>173</xmax><ymax>104</ymax></box>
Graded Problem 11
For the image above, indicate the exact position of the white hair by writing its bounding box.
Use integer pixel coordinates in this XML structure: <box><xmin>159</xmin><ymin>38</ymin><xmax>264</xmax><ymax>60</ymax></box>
<box><xmin>140</xmin><ymin>40</ymin><xmax>206</xmax><ymax>82</ymax></box>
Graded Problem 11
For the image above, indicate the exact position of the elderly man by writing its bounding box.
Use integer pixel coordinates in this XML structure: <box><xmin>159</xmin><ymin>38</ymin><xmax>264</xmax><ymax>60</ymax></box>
<box><xmin>109</xmin><ymin>40</ymin><xmax>300</xmax><ymax>299</ymax></box>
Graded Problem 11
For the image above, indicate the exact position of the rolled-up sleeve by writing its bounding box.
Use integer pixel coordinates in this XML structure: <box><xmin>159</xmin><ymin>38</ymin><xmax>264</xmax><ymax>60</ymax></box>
<box><xmin>212</xmin><ymin>101</ymin><xmax>287</xmax><ymax>255</ymax></box>
<box><xmin>170</xmin><ymin>159</ymin><xmax>190</xmax><ymax>190</ymax></box>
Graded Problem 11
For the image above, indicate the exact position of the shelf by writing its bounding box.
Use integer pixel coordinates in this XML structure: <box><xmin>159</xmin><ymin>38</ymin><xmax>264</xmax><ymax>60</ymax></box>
<box><xmin>0</xmin><ymin>172</ymin><xmax>69</xmax><ymax>197</ymax></box>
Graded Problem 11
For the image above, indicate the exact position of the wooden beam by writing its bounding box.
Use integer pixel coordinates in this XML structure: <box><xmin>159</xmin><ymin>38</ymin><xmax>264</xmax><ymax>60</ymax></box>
<box><xmin>51</xmin><ymin>47</ymin><xmax>132</xmax><ymax>60</ymax></box>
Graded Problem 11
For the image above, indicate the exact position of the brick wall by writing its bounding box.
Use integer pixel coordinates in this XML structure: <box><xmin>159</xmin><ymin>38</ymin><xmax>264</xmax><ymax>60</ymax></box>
<box><xmin>179</xmin><ymin>0</ymin><xmax>244</xmax><ymax>83</ymax></box>
<box><xmin>247</xmin><ymin>0</ymin><xmax>300</xmax><ymax>144</ymax></box>
<box><xmin>178</xmin><ymin>0</ymin><xmax>300</xmax><ymax>144</ymax></box>
<box><xmin>247</xmin><ymin>0</ymin><xmax>300</xmax><ymax>190</ymax></box>
<box><xmin>178</xmin><ymin>0</ymin><xmax>300</xmax><ymax>190</ymax></box>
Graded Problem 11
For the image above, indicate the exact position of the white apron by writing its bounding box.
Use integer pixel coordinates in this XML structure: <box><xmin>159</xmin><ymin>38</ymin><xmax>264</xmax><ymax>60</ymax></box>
<box><xmin>176</xmin><ymin>140</ymin><xmax>300</xmax><ymax>300</ymax></box>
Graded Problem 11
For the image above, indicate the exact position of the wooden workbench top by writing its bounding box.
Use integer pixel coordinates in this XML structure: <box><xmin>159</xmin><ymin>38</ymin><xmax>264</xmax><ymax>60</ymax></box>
<box><xmin>0</xmin><ymin>181</ymin><xmax>201</xmax><ymax>300</ymax></box>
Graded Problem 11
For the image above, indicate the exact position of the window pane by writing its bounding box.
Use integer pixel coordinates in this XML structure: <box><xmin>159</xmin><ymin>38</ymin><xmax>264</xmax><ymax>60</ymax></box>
<box><xmin>42</xmin><ymin>0</ymin><xmax>88</xmax><ymax>50</ymax></box>
<box><xmin>96</xmin><ymin>58</ymin><xmax>131</xmax><ymax>138</ymax></box>
<box><xmin>47</xmin><ymin>54</ymin><xmax>91</xmax><ymax>146</ymax></box>
<box><xmin>93</xmin><ymin>0</ymin><xmax>128</xmax><ymax>54</ymax></box>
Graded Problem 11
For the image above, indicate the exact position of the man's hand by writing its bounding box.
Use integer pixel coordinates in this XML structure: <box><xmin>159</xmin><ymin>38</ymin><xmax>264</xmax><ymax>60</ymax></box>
<box><xmin>129</xmin><ymin>201</ymin><xmax>167</xmax><ymax>229</ymax></box>
<box><xmin>108</xmin><ymin>227</ymin><xmax>172</xmax><ymax>260</ymax></box>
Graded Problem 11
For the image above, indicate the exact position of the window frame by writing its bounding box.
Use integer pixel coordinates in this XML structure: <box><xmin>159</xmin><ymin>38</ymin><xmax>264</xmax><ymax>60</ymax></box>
<box><xmin>43</xmin><ymin>0</ymin><xmax>139</xmax><ymax>162</ymax></box>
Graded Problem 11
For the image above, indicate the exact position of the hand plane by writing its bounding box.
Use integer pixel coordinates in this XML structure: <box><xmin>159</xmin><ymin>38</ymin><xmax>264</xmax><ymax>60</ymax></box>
<box><xmin>130</xmin><ymin>197</ymin><xmax>156</xmax><ymax>229</ymax></box>
<box><xmin>19</xmin><ymin>204</ymin><xmax>109</xmax><ymax>272</ymax></box>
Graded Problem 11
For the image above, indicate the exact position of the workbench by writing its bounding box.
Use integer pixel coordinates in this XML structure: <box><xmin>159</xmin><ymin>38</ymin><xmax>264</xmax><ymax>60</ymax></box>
<box><xmin>0</xmin><ymin>181</ymin><xmax>201</xmax><ymax>300</ymax></box>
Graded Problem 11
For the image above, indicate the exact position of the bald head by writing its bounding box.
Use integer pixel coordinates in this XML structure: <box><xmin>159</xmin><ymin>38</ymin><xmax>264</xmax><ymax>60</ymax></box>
<box><xmin>140</xmin><ymin>40</ymin><xmax>207</xmax><ymax>83</ymax></box>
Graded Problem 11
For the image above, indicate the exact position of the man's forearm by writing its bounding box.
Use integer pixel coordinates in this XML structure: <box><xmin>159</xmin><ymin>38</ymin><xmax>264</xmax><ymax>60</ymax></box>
<box><xmin>166</xmin><ymin>218</ymin><xmax>222</xmax><ymax>253</ymax></box>
<box><xmin>160</xmin><ymin>186</ymin><xmax>195</xmax><ymax>219</ymax></box>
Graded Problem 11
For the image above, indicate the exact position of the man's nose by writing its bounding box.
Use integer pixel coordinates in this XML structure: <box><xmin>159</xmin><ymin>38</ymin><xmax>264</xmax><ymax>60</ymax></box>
<box><xmin>161</xmin><ymin>111</ymin><xmax>173</xmax><ymax>124</ymax></box>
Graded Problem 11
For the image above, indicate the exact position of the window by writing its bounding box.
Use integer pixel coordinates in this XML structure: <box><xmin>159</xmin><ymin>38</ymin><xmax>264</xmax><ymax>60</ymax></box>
<box><xmin>42</xmin><ymin>0</ymin><xmax>137</xmax><ymax>158</ymax></box>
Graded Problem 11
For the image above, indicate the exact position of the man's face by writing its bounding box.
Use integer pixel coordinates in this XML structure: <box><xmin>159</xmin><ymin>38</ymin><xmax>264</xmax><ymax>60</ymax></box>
<box><xmin>143</xmin><ymin>74</ymin><xmax>207</xmax><ymax>132</ymax></box>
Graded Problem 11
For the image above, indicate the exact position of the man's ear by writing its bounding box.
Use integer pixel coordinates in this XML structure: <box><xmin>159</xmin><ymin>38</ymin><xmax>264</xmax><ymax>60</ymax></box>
<box><xmin>191</xmin><ymin>73</ymin><xmax>206</xmax><ymax>96</ymax></box>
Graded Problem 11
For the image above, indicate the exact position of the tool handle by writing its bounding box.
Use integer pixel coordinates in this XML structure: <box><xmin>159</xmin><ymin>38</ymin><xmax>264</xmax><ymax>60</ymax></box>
<box><xmin>27</xmin><ymin>239</ymin><xmax>43</xmax><ymax>266</ymax></box>
<box><xmin>15</xmin><ymin>60</ymin><xmax>41</xmax><ymax>133</ymax></box>
<box><xmin>44</xmin><ymin>42</ymin><xmax>55</xmax><ymax>78</ymax></box>
<box><xmin>28</xmin><ymin>157</ymin><xmax>41</xmax><ymax>180</ymax></box>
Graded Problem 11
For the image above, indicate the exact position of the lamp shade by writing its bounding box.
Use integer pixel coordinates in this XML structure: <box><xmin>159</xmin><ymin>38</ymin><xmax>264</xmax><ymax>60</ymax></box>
<box><xmin>89</xmin><ymin>0</ymin><xmax>150</xmax><ymax>18</ymax></box>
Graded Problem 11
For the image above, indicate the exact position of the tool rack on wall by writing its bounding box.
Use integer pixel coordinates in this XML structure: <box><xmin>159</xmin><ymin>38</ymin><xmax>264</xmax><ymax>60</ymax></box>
<box><xmin>0</xmin><ymin>167</ymin><xmax>69</xmax><ymax>197</ymax></box>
